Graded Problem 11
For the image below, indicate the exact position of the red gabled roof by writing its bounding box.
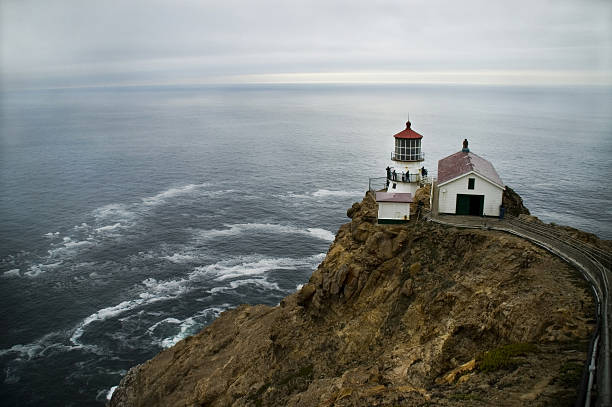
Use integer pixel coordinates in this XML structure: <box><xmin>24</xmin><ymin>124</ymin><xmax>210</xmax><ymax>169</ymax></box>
<box><xmin>375</xmin><ymin>192</ymin><xmax>413</xmax><ymax>203</ymax></box>
<box><xmin>393</xmin><ymin>121</ymin><xmax>423</xmax><ymax>139</ymax></box>
<box><xmin>437</xmin><ymin>150</ymin><xmax>504</xmax><ymax>187</ymax></box>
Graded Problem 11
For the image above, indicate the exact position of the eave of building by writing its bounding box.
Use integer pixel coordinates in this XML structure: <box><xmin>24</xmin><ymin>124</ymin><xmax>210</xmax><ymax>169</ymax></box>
<box><xmin>437</xmin><ymin>170</ymin><xmax>505</xmax><ymax>190</ymax></box>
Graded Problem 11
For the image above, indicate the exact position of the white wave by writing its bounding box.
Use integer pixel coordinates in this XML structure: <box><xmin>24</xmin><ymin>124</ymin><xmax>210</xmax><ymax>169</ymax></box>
<box><xmin>106</xmin><ymin>386</ymin><xmax>118</xmax><ymax>401</ymax></box>
<box><xmin>70</xmin><ymin>252</ymin><xmax>324</xmax><ymax>346</ymax></box>
<box><xmin>0</xmin><ymin>343</ymin><xmax>44</xmax><ymax>359</ymax></box>
<box><xmin>309</xmin><ymin>252</ymin><xmax>327</xmax><ymax>263</ymax></box>
<box><xmin>197</xmin><ymin>223</ymin><xmax>335</xmax><ymax>242</ymax></box>
<box><xmin>208</xmin><ymin>286</ymin><xmax>228</xmax><ymax>294</ymax></box>
<box><xmin>93</xmin><ymin>203</ymin><xmax>137</xmax><ymax>224</ymax></box>
<box><xmin>23</xmin><ymin>183</ymin><xmax>224</xmax><ymax>278</ymax></box>
<box><xmin>210</xmin><ymin>277</ymin><xmax>282</xmax><ymax>294</ymax></box>
<box><xmin>296</xmin><ymin>283</ymin><xmax>304</xmax><ymax>291</ymax></box>
<box><xmin>94</xmin><ymin>223</ymin><xmax>122</xmax><ymax>233</ymax></box>
<box><xmin>306</xmin><ymin>227</ymin><xmax>335</xmax><ymax>242</ymax></box>
<box><xmin>63</xmin><ymin>239</ymin><xmax>94</xmax><ymax>249</ymax></box>
<box><xmin>46</xmin><ymin>237</ymin><xmax>93</xmax><ymax>257</ymax></box>
<box><xmin>73</xmin><ymin>222</ymin><xmax>90</xmax><ymax>231</ymax></box>
<box><xmin>71</xmin><ymin>300</ymin><xmax>142</xmax><ymax>345</ymax></box>
<box><xmin>162</xmin><ymin>253</ymin><xmax>196</xmax><ymax>263</ymax></box>
<box><xmin>193</xmin><ymin>253</ymin><xmax>325</xmax><ymax>282</ymax></box>
<box><xmin>229</xmin><ymin>278</ymin><xmax>281</xmax><ymax>291</ymax></box>
<box><xmin>71</xmin><ymin>277</ymin><xmax>190</xmax><ymax>345</ymax></box>
<box><xmin>0</xmin><ymin>331</ymin><xmax>88</xmax><ymax>360</ymax></box>
<box><xmin>280</xmin><ymin>192</ymin><xmax>311</xmax><ymax>199</ymax></box>
<box><xmin>2</xmin><ymin>269</ymin><xmax>20</xmax><ymax>278</ymax></box>
<box><xmin>146</xmin><ymin>317</ymin><xmax>182</xmax><ymax>334</ymax></box>
<box><xmin>311</xmin><ymin>189</ymin><xmax>364</xmax><ymax>198</ymax></box>
<box><xmin>141</xmin><ymin>277</ymin><xmax>189</xmax><ymax>297</ymax></box>
<box><xmin>158</xmin><ymin>306</ymin><xmax>228</xmax><ymax>348</ymax></box>
<box><xmin>280</xmin><ymin>189</ymin><xmax>363</xmax><ymax>199</ymax></box>
<box><xmin>142</xmin><ymin>184</ymin><xmax>199</xmax><ymax>206</ymax></box>
<box><xmin>195</xmin><ymin>257</ymin><xmax>296</xmax><ymax>281</ymax></box>
<box><xmin>25</xmin><ymin>262</ymin><xmax>62</xmax><ymax>277</ymax></box>
<box><xmin>160</xmin><ymin>319</ymin><xmax>196</xmax><ymax>348</ymax></box>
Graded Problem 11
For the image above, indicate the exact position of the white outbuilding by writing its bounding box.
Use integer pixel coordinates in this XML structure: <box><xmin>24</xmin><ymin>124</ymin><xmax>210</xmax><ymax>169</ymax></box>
<box><xmin>376</xmin><ymin>191</ymin><xmax>413</xmax><ymax>224</ymax></box>
<box><xmin>436</xmin><ymin>140</ymin><xmax>505</xmax><ymax>217</ymax></box>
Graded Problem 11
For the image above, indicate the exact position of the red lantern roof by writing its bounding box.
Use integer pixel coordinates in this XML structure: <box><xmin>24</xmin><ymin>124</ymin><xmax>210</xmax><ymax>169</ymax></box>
<box><xmin>393</xmin><ymin>121</ymin><xmax>423</xmax><ymax>139</ymax></box>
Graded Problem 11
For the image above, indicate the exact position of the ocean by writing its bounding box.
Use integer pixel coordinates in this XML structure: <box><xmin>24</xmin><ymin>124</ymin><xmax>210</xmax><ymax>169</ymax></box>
<box><xmin>1</xmin><ymin>84</ymin><xmax>611</xmax><ymax>406</ymax></box>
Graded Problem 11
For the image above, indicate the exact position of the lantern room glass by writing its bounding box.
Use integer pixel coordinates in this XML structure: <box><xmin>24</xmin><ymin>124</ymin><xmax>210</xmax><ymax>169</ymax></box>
<box><xmin>394</xmin><ymin>138</ymin><xmax>422</xmax><ymax>161</ymax></box>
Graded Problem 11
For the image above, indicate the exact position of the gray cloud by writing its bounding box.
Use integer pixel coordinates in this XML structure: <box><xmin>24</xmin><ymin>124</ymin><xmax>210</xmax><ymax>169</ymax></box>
<box><xmin>1</xmin><ymin>0</ymin><xmax>611</xmax><ymax>88</ymax></box>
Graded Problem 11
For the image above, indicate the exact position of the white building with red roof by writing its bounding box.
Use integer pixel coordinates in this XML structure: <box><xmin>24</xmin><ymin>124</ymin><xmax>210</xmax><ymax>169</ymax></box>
<box><xmin>436</xmin><ymin>139</ymin><xmax>505</xmax><ymax>217</ymax></box>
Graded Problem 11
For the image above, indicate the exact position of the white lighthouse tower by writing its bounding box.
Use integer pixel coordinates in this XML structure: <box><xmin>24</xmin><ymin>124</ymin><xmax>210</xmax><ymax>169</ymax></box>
<box><xmin>386</xmin><ymin>119</ymin><xmax>425</xmax><ymax>195</ymax></box>
<box><xmin>375</xmin><ymin>120</ymin><xmax>426</xmax><ymax>224</ymax></box>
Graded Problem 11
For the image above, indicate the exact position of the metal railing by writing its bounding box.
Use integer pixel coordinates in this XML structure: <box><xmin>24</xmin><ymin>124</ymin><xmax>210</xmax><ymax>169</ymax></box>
<box><xmin>387</xmin><ymin>172</ymin><xmax>422</xmax><ymax>183</ymax></box>
<box><xmin>391</xmin><ymin>152</ymin><xmax>424</xmax><ymax>162</ymax></box>
<box><xmin>368</xmin><ymin>177</ymin><xmax>387</xmax><ymax>192</ymax></box>
<box><xmin>369</xmin><ymin>174</ymin><xmax>433</xmax><ymax>192</ymax></box>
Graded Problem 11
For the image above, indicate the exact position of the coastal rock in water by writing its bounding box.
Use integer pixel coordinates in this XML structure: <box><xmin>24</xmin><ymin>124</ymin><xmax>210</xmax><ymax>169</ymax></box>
<box><xmin>110</xmin><ymin>190</ymin><xmax>596</xmax><ymax>407</ymax></box>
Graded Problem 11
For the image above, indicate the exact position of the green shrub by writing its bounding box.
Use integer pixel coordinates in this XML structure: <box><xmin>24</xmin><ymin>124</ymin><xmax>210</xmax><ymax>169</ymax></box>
<box><xmin>477</xmin><ymin>343</ymin><xmax>537</xmax><ymax>373</ymax></box>
<box><xmin>449</xmin><ymin>393</ymin><xmax>481</xmax><ymax>401</ymax></box>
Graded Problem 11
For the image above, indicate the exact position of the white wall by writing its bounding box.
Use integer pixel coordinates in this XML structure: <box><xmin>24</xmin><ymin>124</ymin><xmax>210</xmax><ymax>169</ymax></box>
<box><xmin>389</xmin><ymin>160</ymin><xmax>423</xmax><ymax>175</ymax></box>
<box><xmin>378</xmin><ymin>201</ymin><xmax>411</xmax><ymax>220</ymax></box>
<box><xmin>437</xmin><ymin>172</ymin><xmax>503</xmax><ymax>216</ymax></box>
<box><xmin>387</xmin><ymin>180</ymin><xmax>418</xmax><ymax>195</ymax></box>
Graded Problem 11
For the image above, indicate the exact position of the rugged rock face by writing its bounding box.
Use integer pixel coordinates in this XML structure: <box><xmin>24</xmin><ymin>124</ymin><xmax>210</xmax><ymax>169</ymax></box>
<box><xmin>110</xmin><ymin>191</ymin><xmax>595</xmax><ymax>407</ymax></box>
<box><xmin>502</xmin><ymin>186</ymin><xmax>530</xmax><ymax>217</ymax></box>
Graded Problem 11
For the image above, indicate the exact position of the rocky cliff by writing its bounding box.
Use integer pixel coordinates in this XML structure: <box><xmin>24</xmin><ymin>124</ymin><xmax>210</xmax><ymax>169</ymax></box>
<box><xmin>109</xmin><ymin>190</ymin><xmax>595</xmax><ymax>407</ymax></box>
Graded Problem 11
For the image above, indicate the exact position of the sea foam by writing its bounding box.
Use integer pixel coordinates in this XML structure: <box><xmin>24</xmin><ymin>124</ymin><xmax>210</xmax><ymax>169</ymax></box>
<box><xmin>197</xmin><ymin>223</ymin><xmax>335</xmax><ymax>242</ymax></box>
<box><xmin>2</xmin><ymin>269</ymin><xmax>20</xmax><ymax>278</ymax></box>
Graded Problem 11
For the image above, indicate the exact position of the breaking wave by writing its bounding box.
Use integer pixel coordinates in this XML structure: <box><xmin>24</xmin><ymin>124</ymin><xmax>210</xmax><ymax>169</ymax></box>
<box><xmin>196</xmin><ymin>223</ymin><xmax>335</xmax><ymax>242</ymax></box>
<box><xmin>2</xmin><ymin>269</ymin><xmax>20</xmax><ymax>278</ymax></box>
<box><xmin>14</xmin><ymin>183</ymin><xmax>222</xmax><ymax>278</ymax></box>
<box><xmin>68</xmin><ymin>253</ymin><xmax>324</xmax><ymax>347</ymax></box>
<box><xmin>193</xmin><ymin>253</ymin><xmax>324</xmax><ymax>281</ymax></box>
<box><xmin>312</xmin><ymin>189</ymin><xmax>364</xmax><ymax>198</ymax></box>
<box><xmin>0</xmin><ymin>331</ymin><xmax>91</xmax><ymax>360</ymax></box>
<box><xmin>147</xmin><ymin>306</ymin><xmax>230</xmax><ymax>348</ymax></box>
<box><xmin>280</xmin><ymin>189</ymin><xmax>363</xmax><ymax>200</ymax></box>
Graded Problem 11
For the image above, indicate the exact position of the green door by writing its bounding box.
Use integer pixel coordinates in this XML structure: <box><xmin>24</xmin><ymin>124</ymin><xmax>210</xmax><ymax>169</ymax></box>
<box><xmin>456</xmin><ymin>194</ymin><xmax>471</xmax><ymax>215</ymax></box>
<box><xmin>456</xmin><ymin>194</ymin><xmax>484</xmax><ymax>216</ymax></box>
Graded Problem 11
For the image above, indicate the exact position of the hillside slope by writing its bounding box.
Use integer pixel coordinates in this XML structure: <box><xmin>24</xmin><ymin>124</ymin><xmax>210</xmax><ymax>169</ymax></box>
<box><xmin>109</xmin><ymin>191</ymin><xmax>594</xmax><ymax>406</ymax></box>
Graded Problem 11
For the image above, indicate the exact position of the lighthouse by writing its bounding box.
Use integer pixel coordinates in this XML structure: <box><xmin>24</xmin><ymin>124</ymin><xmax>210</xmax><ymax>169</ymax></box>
<box><xmin>386</xmin><ymin>120</ymin><xmax>425</xmax><ymax>195</ymax></box>
<box><xmin>374</xmin><ymin>120</ymin><xmax>427</xmax><ymax>224</ymax></box>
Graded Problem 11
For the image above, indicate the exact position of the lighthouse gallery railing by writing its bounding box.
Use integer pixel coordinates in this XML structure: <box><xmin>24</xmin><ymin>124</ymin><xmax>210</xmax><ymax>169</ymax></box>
<box><xmin>391</xmin><ymin>152</ymin><xmax>425</xmax><ymax>161</ymax></box>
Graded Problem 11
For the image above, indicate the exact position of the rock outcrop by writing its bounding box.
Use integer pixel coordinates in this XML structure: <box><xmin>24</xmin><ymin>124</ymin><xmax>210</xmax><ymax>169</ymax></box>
<box><xmin>110</xmin><ymin>190</ymin><xmax>595</xmax><ymax>407</ymax></box>
<box><xmin>502</xmin><ymin>186</ymin><xmax>530</xmax><ymax>217</ymax></box>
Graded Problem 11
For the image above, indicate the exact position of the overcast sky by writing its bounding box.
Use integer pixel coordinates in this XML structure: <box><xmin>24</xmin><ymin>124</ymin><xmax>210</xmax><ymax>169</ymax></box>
<box><xmin>1</xmin><ymin>0</ymin><xmax>611</xmax><ymax>88</ymax></box>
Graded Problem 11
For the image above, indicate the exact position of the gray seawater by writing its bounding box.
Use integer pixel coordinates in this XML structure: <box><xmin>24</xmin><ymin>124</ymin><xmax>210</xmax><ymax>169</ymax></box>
<box><xmin>1</xmin><ymin>84</ymin><xmax>611</xmax><ymax>406</ymax></box>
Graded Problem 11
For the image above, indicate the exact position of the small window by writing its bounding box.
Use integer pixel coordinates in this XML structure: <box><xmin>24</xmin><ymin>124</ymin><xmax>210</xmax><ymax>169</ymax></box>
<box><xmin>468</xmin><ymin>178</ymin><xmax>475</xmax><ymax>190</ymax></box>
